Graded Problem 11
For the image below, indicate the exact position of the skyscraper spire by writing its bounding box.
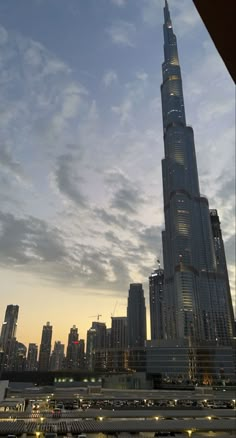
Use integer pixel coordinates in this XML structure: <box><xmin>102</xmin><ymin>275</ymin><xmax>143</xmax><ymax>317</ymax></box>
<box><xmin>160</xmin><ymin>2</ymin><xmax>234</xmax><ymax>345</ymax></box>
<box><xmin>164</xmin><ymin>0</ymin><xmax>171</xmax><ymax>26</ymax></box>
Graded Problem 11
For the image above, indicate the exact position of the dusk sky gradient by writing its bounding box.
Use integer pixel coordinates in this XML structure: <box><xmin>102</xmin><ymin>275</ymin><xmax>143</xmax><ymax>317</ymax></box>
<box><xmin>0</xmin><ymin>0</ymin><xmax>235</xmax><ymax>349</ymax></box>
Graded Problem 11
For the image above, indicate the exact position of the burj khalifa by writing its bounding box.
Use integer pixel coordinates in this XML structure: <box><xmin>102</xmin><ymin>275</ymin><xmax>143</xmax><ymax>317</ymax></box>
<box><xmin>161</xmin><ymin>0</ymin><xmax>234</xmax><ymax>346</ymax></box>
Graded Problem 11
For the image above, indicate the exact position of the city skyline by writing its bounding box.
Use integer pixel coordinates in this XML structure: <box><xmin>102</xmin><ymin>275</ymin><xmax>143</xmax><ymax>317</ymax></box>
<box><xmin>0</xmin><ymin>0</ymin><xmax>235</xmax><ymax>347</ymax></box>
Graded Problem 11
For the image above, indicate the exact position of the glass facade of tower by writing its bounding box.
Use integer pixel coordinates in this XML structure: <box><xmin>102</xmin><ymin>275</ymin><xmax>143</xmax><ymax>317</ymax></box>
<box><xmin>0</xmin><ymin>305</ymin><xmax>19</xmax><ymax>371</ymax></box>
<box><xmin>149</xmin><ymin>268</ymin><xmax>165</xmax><ymax>340</ymax></box>
<box><xmin>26</xmin><ymin>343</ymin><xmax>38</xmax><ymax>371</ymax></box>
<box><xmin>38</xmin><ymin>321</ymin><xmax>52</xmax><ymax>371</ymax></box>
<box><xmin>66</xmin><ymin>325</ymin><xmax>79</xmax><ymax>369</ymax></box>
<box><xmin>127</xmin><ymin>283</ymin><xmax>146</xmax><ymax>348</ymax></box>
<box><xmin>161</xmin><ymin>1</ymin><xmax>234</xmax><ymax>345</ymax></box>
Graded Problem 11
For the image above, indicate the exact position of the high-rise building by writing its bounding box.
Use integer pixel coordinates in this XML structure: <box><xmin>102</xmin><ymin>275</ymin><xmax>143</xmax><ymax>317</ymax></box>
<box><xmin>50</xmin><ymin>341</ymin><xmax>65</xmax><ymax>371</ymax></box>
<box><xmin>38</xmin><ymin>322</ymin><xmax>52</xmax><ymax>371</ymax></box>
<box><xmin>91</xmin><ymin>322</ymin><xmax>107</xmax><ymax>349</ymax></box>
<box><xmin>78</xmin><ymin>339</ymin><xmax>85</xmax><ymax>369</ymax></box>
<box><xmin>107</xmin><ymin>317</ymin><xmax>128</xmax><ymax>372</ymax></box>
<box><xmin>27</xmin><ymin>343</ymin><xmax>38</xmax><ymax>371</ymax></box>
<box><xmin>210</xmin><ymin>209</ymin><xmax>235</xmax><ymax>338</ymax></box>
<box><xmin>66</xmin><ymin>325</ymin><xmax>79</xmax><ymax>369</ymax></box>
<box><xmin>86</xmin><ymin>322</ymin><xmax>107</xmax><ymax>371</ymax></box>
<box><xmin>160</xmin><ymin>0</ymin><xmax>234</xmax><ymax>345</ymax></box>
<box><xmin>111</xmin><ymin>317</ymin><xmax>128</xmax><ymax>349</ymax></box>
<box><xmin>86</xmin><ymin>327</ymin><xmax>96</xmax><ymax>371</ymax></box>
<box><xmin>127</xmin><ymin>283</ymin><xmax>146</xmax><ymax>348</ymax></box>
<box><xmin>0</xmin><ymin>305</ymin><xmax>19</xmax><ymax>371</ymax></box>
<box><xmin>106</xmin><ymin>328</ymin><xmax>112</xmax><ymax>350</ymax></box>
<box><xmin>12</xmin><ymin>341</ymin><xmax>27</xmax><ymax>372</ymax></box>
<box><xmin>149</xmin><ymin>267</ymin><xmax>165</xmax><ymax>340</ymax></box>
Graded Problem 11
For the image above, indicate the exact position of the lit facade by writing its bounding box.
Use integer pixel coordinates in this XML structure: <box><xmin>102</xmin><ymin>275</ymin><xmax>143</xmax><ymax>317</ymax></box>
<box><xmin>161</xmin><ymin>1</ymin><xmax>234</xmax><ymax>345</ymax></box>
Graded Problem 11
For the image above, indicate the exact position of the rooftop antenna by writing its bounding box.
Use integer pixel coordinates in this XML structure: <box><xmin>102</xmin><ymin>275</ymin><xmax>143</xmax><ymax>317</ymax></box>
<box><xmin>157</xmin><ymin>257</ymin><xmax>161</xmax><ymax>269</ymax></box>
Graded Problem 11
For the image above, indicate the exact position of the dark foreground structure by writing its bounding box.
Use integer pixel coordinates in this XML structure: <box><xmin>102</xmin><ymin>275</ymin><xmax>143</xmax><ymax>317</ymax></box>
<box><xmin>193</xmin><ymin>0</ymin><xmax>236</xmax><ymax>82</ymax></box>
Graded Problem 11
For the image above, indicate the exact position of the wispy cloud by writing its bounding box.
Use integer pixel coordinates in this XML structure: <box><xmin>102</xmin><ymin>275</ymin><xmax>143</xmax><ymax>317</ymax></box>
<box><xmin>53</xmin><ymin>152</ymin><xmax>87</xmax><ymax>208</ymax></box>
<box><xmin>0</xmin><ymin>143</ymin><xmax>25</xmax><ymax>181</ymax></box>
<box><xmin>112</xmin><ymin>98</ymin><xmax>133</xmax><ymax>125</ymax></box>
<box><xmin>105</xmin><ymin>168</ymin><xmax>147</xmax><ymax>214</ymax></box>
<box><xmin>111</xmin><ymin>0</ymin><xmax>127</xmax><ymax>7</ymax></box>
<box><xmin>103</xmin><ymin>70</ymin><xmax>118</xmax><ymax>87</ymax></box>
<box><xmin>111</xmin><ymin>71</ymin><xmax>149</xmax><ymax>126</ymax></box>
<box><xmin>0</xmin><ymin>25</ymin><xmax>8</xmax><ymax>45</ymax></box>
<box><xmin>107</xmin><ymin>20</ymin><xmax>136</xmax><ymax>47</ymax></box>
<box><xmin>136</xmin><ymin>72</ymin><xmax>148</xmax><ymax>81</ymax></box>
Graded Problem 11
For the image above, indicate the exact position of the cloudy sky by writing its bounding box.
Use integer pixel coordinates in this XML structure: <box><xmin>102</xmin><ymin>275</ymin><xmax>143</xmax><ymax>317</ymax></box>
<box><xmin>0</xmin><ymin>0</ymin><xmax>235</xmax><ymax>348</ymax></box>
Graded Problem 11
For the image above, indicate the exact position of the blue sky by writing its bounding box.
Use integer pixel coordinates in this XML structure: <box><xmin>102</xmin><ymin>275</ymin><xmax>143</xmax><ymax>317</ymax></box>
<box><xmin>0</xmin><ymin>0</ymin><xmax>235</xmax><ymax>347</ymax></box>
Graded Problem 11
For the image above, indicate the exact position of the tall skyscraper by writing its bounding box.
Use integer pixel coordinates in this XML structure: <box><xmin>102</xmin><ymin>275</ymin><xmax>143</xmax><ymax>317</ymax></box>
<box><xmin>86</xmin><ymin>322</ymin><xmax>107</xmax><ymax>371</ymax></box>
<box><xmin>66</xmin><ymin>325</ymin><xmax>79</xmax><ymax>369</ymax></box>
<box><xmin>91</xmin><ymin>321</ymin><xmax>107</xmax><ymax>349</ymax></box>
<box><xmin>106</xmin><ymin>328</ymin><xmax>112</xmax><ymax>350</ymax></box>
<box><xmin>210</xmin><ymin>209</ymin><xmax>235</xmax><ymax>338</ymax></box>
<box><xmin>38</xmin><ymin>322</ymin><xmax>52</xmax><ymax>371</ymax></box>
<box><xmin>12</xmin><ymin>341</ymin><xmax>27</xmax><ymax>372</ymax></box>
<box><xmin>0</xmin><ymin>305</ymin><xmax>19</xmax><ymax>371</ymax></box>
<box><xmin>50</xmin><ymin>341</ymin><xmax>65</xmax><ymax>371</ymax></box>
<box><xmin>149</xmin><ymin>267</ymin><xmax>165</xmax><ymax>340</ymax></box>
<box><xmin>27</xmin><ymin>343</ymin><xmax>38</xmax><ymax>371</ymax></box>
<box><xmin>86</xmin><ymin>327</ymin><xmax>96</xmax><ymax>371</ymax></box>
<box><xmin>111</xmin><ymin>317</ymin><xmax>128</xmax><ymax>349</ymax></box>
<box><xmin>78</xmin><ymin>339</ymin><xmax>85</xmax><ymax>369</ymax></box>
<box><xmin>108</xmin><ymin>317</ymin><xmax>128</xmax><ymax>372</ymax></box>
<box><xmin>160</xmin><ymin>1</ymin><xmax>234</xmax><ymax>345</ymax></box>
<box><xmin>127</xmin><ymin>283</ymin><xmax>146</xmax><ymax>348</ymax></box>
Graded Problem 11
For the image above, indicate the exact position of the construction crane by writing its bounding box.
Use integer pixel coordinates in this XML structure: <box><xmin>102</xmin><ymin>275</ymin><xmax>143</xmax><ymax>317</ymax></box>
<box><xmin>111</xmin><ymin>301</ymin><xmax>118</xmax><ymax>319</ymax></box>
<box><xmin>89</xmin><ymin>314</ymin><xmax>102</xmax><ymax>321</ymax></box>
